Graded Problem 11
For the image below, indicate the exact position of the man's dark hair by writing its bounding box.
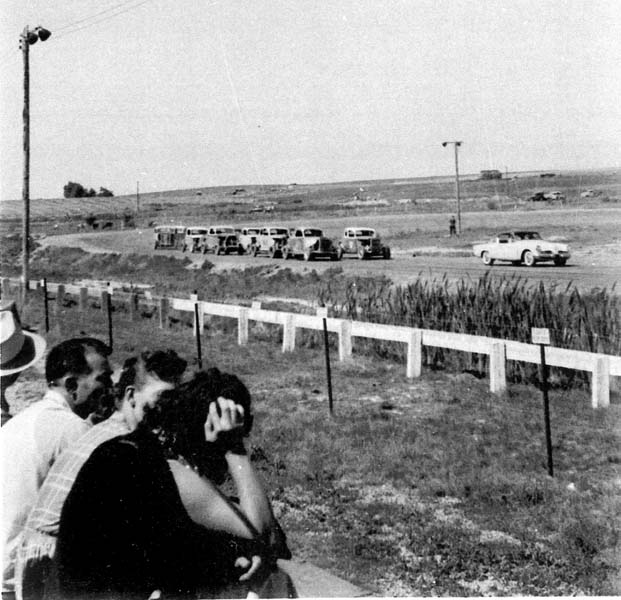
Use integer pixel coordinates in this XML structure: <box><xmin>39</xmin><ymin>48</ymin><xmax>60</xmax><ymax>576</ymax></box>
<box><xmin>46</xmin><ymin>337</ymin><xmax>111</xmax><ymax>384</ymax></box>
<box><xmin>116</xmin><ymin>349</ymin><xmax>187</xmax><ymax>399</ymax></box>
<box><xmin>142</xmin><ymin>368</ymin><xmax>253</xmax><ymax>483</ymax></box>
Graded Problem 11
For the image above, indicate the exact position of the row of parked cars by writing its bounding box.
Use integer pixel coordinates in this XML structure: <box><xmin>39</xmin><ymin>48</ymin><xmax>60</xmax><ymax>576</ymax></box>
<box><xmin>153</xmin><ymin>225</ymin><xmax>392</xmax><ymax>261</ymax></box>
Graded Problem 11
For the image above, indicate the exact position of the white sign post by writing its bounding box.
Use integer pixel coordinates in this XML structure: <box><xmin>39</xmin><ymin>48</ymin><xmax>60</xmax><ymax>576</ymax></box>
<box><xmin>532</xmin><ymin>327</ymin><xmax>553</xmax><ymax>477</ymax></box>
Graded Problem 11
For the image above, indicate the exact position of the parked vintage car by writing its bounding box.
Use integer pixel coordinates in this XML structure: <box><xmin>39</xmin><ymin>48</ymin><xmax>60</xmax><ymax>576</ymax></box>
<box><xmin>544</xmin><ymin>191</ymin><xmax>565</xmax><ymax>201</ymax></box>
<box><xmin>580</xmin><ymin>189</ymin><xmax>600</xmax><ymax>199</ymax></box>
<box><xmin>251</xmin><ymin>226</ymin><xmax>289</xmax><ymax>258</ymax></box>
<box><xmin>338</xmin><ymin>227</ymin><xmax>391</xmax><ymax>260</ymax></box>
<box><xmin>238</xmin><ymin>227</ymin><xmax>261</xmax><ymax>253</ymax></box>
<box><xmin>182</xmin><ymin>227</ymin><xmax>208</xmax><ymax>253</ymax></box>
<box><xmin>201</xmin><ymin>225</ymin><xmax>243</xmax><ymax>255</ymax></box>
<box><xmin>153</xmin><ymin>225</ymin><xmax>185</xmax><ymax>250</ymax></box>
<box><xmin>282</xmin><ymin>227</ymin><xmax>340</xmax><ymax>261</ymax></box>
<box><xmin>472</xmin><ymin>231</ymin><xmax>570</xmax><ymax>266</ymax></box>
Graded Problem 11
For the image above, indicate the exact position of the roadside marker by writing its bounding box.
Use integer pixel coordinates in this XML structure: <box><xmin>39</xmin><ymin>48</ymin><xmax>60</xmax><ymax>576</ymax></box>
<box><xmin>532</xmin><ymin>327</ymin><xmax>553</xmax><ymax>476</ymax></box>
<box><xmin>318</xmin><ymin>306</ymin><xmax>334</xmax><ymax>415</ymax></box>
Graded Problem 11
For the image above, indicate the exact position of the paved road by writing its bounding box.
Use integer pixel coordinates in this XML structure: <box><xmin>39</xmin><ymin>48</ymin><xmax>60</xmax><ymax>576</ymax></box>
<box><xmin>40</xmin><ymin>230</ymin><xmax>619</xmax><ymax>293</ymax></box>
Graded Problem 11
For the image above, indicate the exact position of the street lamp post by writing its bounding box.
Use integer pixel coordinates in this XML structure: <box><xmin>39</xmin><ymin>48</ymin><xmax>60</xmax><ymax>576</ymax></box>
<box><xmin>19</xmin><ymin>25</ymin><xmax>51</xmax><ymax>292</ymax></box>
<box><xmin>442</xmin><ymin>140</ymin><xmax>462</xmax><ymax>235</ymax></box>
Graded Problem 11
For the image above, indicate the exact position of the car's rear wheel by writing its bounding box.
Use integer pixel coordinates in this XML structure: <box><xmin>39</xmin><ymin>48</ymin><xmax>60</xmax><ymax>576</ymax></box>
<box><xmin>523</xmin><ymin>250</ymin><xmax>536</xmax><ymax>267</ymax></box>
<box><xmin>481</xmin><ymin>251</ymin><xmax>494</xmax><ymax>266</ymax></box>
<box><xmin>554</xmin><ymin>257</ymin><xmax>567</xmax><ymax>266</ymax></box>
<box><xmin>216</xmin><ymin>246</ymin><xmax>224</xmax><ymax>256</ymax></box>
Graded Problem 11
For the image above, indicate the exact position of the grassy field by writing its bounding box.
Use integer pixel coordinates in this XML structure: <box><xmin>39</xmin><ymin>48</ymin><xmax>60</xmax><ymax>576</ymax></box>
<box><xmin>6</xmin><ymin>293</ymin><xmax>620</xmax><ymax>596</ymax></box>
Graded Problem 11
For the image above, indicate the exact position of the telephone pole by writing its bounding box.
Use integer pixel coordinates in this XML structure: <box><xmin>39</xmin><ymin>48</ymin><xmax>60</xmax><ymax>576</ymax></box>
<box><xmin>442</xmin><ymin>141</ymin><xmax>462</xmax><ymax>235</ymax></box>
<box><xmin>19</xmin><ymin>25</ymin><xmax>51</xmax><ymax>291</ymax></box>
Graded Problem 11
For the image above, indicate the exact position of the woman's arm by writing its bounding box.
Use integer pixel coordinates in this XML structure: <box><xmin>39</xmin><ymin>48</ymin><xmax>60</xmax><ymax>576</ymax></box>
<box><xmin>168</xmin><ymin>459</ymin><xmax>259</xmax><ymax>540</ymax></box>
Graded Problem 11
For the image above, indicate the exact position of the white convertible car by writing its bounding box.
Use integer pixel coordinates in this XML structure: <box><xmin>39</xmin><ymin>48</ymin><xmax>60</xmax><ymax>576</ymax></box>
<box><xmin>472</xmin><ymin>231</ymin><xmax>570</xmax><ymax>267</ymax></box>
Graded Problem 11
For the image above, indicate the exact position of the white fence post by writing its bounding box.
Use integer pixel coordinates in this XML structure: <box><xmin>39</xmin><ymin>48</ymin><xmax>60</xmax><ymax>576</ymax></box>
<box><xmin>251</xmin><ymin>301</ymin><xmax>261</xmax><ymax>310</ymax></box>
<box><xmin>489</xmin><ymin>341</ymin><xmax>507</xmax><ymax>394</ymax></box>
<box><xmin>592</xmin><ymin>356</ymin><xmax>610</xmax><ymax>408</ymax></box>
<box><xmin>282</xmin><ymin>313</ymin><xmax>295</xmax><ymax>352</ymax></box>
<box><xmin>406</xmin><ymin>329</ymin><xmax>423</xmax><ymax>378</ymax></box>
<box><xmin>338</xmin><ymin>319</ymin><xmax>352</xmax><ymax>361</ymax></box>
<box><xmin>238</xmin><ymin>308</ymin><xmax>249</xmax><ymax>346</ymax></box>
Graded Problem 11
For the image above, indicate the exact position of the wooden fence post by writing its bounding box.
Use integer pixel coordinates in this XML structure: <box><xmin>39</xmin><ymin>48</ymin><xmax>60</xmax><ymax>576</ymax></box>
<box><xmin>1</xmin><ymin>278</ymin><xmax>10</xmax><ymax>299</ymax></box>
<box><xmin>55</xmin><ymin>284</ymin><xmax>65</xmax><ymax>314</ymax></box>
<box><xmin>406</xmin><ymin>329</ymin><xmax>423</xmax><ymax>378</ymax></box>
<box><xmin>489</xmin><ymin>341</ymin><xmax>507</xmax><ymax>394</ymax></box>
<box><xmin>128</xmin><ymin>294</ymin><xmax>138</xmax><ymax>321</ymax></box>
<box><xmin>282</xmin><ymin>313</ymin><xmax>295</xmax><ymax>352</ymax></box>
<box><xmin>79</xmin><ymin>287</ymin><xmax>88</xmax><ymax>312</ymax></box>
<box><xmin>338</xmin><ymin>319</ymin><xmax>352</xmax><ymax>361</ymax></box>
<box><xmin>238</xmin><ymin>308</ymin><xmax>249</xmax><ymax>346</ymax></box>
<box><xmin>100</xmin><ymin>289</ymin><xmax>108</xmax><ymax>312</ymax></box>
<box><xmin>158</xmin><ymin>297</ymin><xmax>169</xmax><ymax>329</ymax></box>
<box><xmin>592</xmin><ymin>356</ymin><xmax>610</xmax><ymax>408</ymax></box>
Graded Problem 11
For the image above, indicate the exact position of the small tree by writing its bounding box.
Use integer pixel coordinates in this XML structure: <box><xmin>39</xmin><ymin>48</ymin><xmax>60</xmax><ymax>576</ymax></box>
<box><xmin>98</xmin><ymin>187</ymin><xmax>114</xmax><ymax>197</ymax></box>
<box><xmin>64</xmin><ymin>181</ymin><xmax>86</xmax><ymax>198</ymax></box>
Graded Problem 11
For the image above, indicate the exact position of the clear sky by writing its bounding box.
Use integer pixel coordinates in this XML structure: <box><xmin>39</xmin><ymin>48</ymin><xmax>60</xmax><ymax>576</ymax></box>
<box><xmin>1</xmin><ymin>0</ymin><xmax>619</xmax><ymax>200</ymax></box>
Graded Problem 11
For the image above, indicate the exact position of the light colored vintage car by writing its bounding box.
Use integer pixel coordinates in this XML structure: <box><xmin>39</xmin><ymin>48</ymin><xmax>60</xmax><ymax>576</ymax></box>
<box><xmin>472</xmin><ymin>231</ymin><xmax>570</xmax><ymax>267</ymax></box>
<box><xmin>282</xmin><ymin>227</ymin><xmax>340</xmax><ymax>261</ymax></box>
<box><xmin>338</xmin><ymin>227</ymin><xmax>391</xmax><ymax>259</ymax></box>
<box><xmin>182</xmin><ymin>227</ymin><xmax>208</xmax><ymax>253</ymax></box>
<box><xmin>252</xmin><ymin>226</ymin><xmax>289</xmax><ymax>258</ymax></box>
<box><xmin>238</xmin><ymin>227</ymin><xmax>261</xmax><ymax>253</ymax></box>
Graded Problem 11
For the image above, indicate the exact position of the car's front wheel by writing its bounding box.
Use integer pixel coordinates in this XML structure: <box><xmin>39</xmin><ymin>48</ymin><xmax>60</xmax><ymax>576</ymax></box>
<box><xmin>357</xmin><ymin>247</ymin><xmax>365</xmax><ymax>260</ymax></box>
<box><xmin>303</xmin><ymin>249</ymin><xmax>313</xmax><ymax>261</ymax></box>
<box><xmin>383</xmin><ymin>247</ymin><xmax>391</xmax><ymax>260</ymax></box>
<box><xmin>523</xmin><ymin>250</ymin><xmax>536</xmax><ymax>267</ymax></box>
<box><xmin>481</xmin><ymin>251</ymin><xmax>494</xmax><ymax>266</ymax></box>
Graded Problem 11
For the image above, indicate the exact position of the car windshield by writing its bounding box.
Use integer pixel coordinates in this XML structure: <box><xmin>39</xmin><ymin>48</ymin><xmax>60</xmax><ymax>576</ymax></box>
<box><xmin>215</xmin><ymin>227</ymin><xmax>234</xmax><ymax>234</ymax></box>
<box><xmin>270</xmin><ymin>228</ymin><xmax>288</xmax><ymax>235</ymax></box>
<box><xmin>514</xmin><ymin>231</ymin><xmax>542</xmax><ymax>240</ymax></box>
<box><xmin>304</xmin><ymin>229</ymin><xmax>323</xmax><ymax>237</ymax></box>
<box><xmin>188</xmin><ymin>229</ymin><xmax>207</xmax><ymax>235</ymax></box>
<box><xmin>354</xmin><ymin>229</ymin><xmax>375</xmax><ymax>237</ymax></box>
<box><xmin>246</xmin><ymin>228</ymin><xmax>260</xmax><ymax>234</ymax></box>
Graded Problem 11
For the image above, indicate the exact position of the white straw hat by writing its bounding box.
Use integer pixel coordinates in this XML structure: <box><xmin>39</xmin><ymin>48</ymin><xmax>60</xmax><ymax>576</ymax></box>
<box><xmin>0</xmin><ymin>301</ymin><xmax>46</xmax><ymax>376</ymax></box>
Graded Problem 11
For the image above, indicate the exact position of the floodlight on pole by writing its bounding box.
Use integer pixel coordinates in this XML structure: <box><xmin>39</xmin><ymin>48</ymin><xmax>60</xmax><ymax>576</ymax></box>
<box><xmin>442</xmin><ymin>141</ymin><xmax>462</xmax><ymax>235</ymax></box>
<box><xmin>19</xmin><ymin>25</ymin><xmax>51</xmax><ymax>292</ymax></box>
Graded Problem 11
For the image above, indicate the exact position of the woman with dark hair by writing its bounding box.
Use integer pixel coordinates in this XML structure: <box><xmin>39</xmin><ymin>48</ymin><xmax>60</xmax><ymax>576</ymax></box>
<box><xmin>56</xmin><ymin>368</ymin><xmax>294</xmax><ymax>599</ymax></box>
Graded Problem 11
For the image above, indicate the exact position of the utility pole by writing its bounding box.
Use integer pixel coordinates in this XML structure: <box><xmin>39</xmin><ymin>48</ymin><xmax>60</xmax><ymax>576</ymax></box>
<box><xmin>442</xmin><ymin>141</ymin><xmax>462</xmax><ymax>235</ymax></box>
<box><xmin>21</xmin><ymin>26</ymin><xmax>30</xmax><ymax>291</ymax></box>
<box><xmin>19</xmin><ymin>25</ymin><xmax>51</xmax><ymax>292</ymax></box>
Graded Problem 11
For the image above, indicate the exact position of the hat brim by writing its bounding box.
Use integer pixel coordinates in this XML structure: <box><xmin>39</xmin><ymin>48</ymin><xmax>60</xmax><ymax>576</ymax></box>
<box><xmin>0</xmin><ymin>330</ymin><xmax>47</xmax><ymax>377</ymax></box>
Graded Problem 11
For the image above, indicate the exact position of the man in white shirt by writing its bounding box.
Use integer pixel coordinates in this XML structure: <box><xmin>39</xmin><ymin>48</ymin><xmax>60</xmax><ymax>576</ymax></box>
<box><xmin>1</xmin><ymin>336</ymin><xmax>113</xmax><ymax>596</ymax></box>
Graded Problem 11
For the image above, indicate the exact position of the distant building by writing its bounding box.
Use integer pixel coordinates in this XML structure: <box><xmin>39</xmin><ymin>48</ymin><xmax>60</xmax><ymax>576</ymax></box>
<box><xmin>480</xmin><ymin>170</ymin><xmax>502</xmax><ymax>180</ymax></box>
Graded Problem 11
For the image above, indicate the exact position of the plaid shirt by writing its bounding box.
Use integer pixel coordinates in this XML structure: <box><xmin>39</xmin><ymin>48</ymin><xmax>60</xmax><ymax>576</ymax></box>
<box><xmin>18</xmin><ymin>412</ymin><xmax>129</xmax><ymax>561</ymax></box>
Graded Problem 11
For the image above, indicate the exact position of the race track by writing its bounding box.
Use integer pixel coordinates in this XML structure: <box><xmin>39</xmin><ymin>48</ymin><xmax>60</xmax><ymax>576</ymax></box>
<box><xmin>40</xmin><ymin>229</ymin><xmax>620</xmax><ymax>293</ymax></box>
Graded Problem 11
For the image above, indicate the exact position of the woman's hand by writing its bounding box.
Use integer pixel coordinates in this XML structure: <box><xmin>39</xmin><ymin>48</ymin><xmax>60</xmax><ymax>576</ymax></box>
<box><xmin>204</xmin><ymin>396</ymin><xmax>245</xmax><ymax>444</ymax></box>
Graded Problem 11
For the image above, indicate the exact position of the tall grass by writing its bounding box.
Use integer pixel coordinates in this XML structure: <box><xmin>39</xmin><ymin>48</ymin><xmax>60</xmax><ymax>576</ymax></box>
<box><xmin>318</xmin><ymin>273</ymin><xmax>620</xmax><ymax>387</ymax></box>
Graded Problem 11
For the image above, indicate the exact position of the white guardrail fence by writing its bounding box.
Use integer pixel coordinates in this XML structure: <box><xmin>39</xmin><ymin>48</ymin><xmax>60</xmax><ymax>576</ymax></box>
<box><xmin>5</xmin><ymin>278</ymin><xmax>620</xmax><ymax>409</ymax></box>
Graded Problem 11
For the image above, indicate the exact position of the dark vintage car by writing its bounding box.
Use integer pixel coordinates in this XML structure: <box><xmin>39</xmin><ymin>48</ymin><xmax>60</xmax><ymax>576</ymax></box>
<box><xmin>252</xmin><ymin>226</ymin><xmax>289</xmax><ymax>258</ymax></box>
<box><xmin>282</xmin><ymin>227</ymin><xmax>340</xmax><ymax>261</ymax></box>
<box><xmin>201</xmin><ymin>226</ymin><xmax>243</xmax><ymax>255</ymax></box>
<box><xmin>338</xmin><ymin>227</ymin><xmax>391</xmax><ymax>259</ymax></box>
<box><xmin>153</xmin><ymin>225</ymin><xmax>185</xmax><ymax>250</ymax></box>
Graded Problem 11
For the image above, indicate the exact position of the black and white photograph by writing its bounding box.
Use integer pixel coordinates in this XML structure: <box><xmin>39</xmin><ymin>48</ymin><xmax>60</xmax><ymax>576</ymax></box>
<box><xmin>1</xmin><ymin>1</ymin><xmax>620</xmax><ymax>597</ymax></box>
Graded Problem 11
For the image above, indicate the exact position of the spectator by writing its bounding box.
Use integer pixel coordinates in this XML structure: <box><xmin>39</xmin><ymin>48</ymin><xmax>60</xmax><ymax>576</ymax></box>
<box><xmin>16</xmin><ymin>350</ymin><xmax>187</xmax><ymax>600</ymax></box>
<box><xmin>449</xmin><ymin>215</ymin><xmax>457</xmax><ymax>237</ymax></box>
<box><xmin>1</xmin><ymin>337</ymin><xmax>112</xmax><ymax>597</ymax></box>
<box><xmin>56</xmin><ymin>368</ymin><xmax>295</xmax><ymax>599</ymax></box>
<box><xmin>0</xmin><ymin>301</ymin><xmax>46</xmax><ymax>426</ymax></box>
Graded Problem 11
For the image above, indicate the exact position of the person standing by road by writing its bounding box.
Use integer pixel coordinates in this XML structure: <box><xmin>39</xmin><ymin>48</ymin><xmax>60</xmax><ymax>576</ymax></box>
<box><xmin>0</xmin><ymin>301</ymin><xmax>47</xmax><ymax>427</ymax></box>
<box><xmin>1</xmin><ymin>337</ymin><xmax>112</xmax><ymax>597</ymax></box>
<box><xmin>449</xmin><ymin>215</ymin><xmax>457</xmax><ymax>237</ymax></box>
